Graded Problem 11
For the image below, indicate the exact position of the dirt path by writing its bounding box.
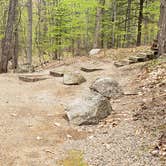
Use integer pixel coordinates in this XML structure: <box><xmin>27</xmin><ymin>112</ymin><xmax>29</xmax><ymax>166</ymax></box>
<box><xmin>55</xmin><ymin>60</ymin><xmax>165</xmax><ymax>166</ymax></box>
<box><xmin>0</xmin><ymin>56</ymin><xmax>165</xmax><ymax>165</ymax></box>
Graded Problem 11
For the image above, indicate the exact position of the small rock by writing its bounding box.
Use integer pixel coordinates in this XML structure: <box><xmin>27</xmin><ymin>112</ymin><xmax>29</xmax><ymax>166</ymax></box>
<box><xmin>162</xmin><ymin>151</ymin><xmax>166</xmax><ymax>157</ymax></box>
<box><xmin>89</xmin><ymin>49</ymin><xmax>101</xmax><ymax>56</ymax></box>
<box><xmin>138</xmin><ymin>92</ymin><xmax>143</xmax><ymax>96</ymax></box>
<box><xmin>11</xmin><ymin>113</ymin><xmax>17</xmax><ymax>117</ymax></box>
<box><xmin>105</xmin><ymin>144</ymin><xmax>110</xmax><ymax>149</ymax></box>
<box><xmin>63</xmin><ymin>71</ymin><xmax>86</xmax><ymax>85</ymax></box>
<box><xmin>67</xmin><ymin>134</ymin><xmax>72</xmax><ymax>138</ymax></box>
<box><xmin>36</xmin><ymin>136</ymin><xmax>42</xmax><ymax>140</ymax></box>
<box><xmin>151</xmin><ymin>149</ymin><xmax>159</xmax><ymax>157</ymax></box>
<box><xmin>112</xmin><ymin>122</ymin><xmax>118</xmax><ymax>127</ymax></box>
<box><xmin>54</xmin><ymin>122</ymin><xmax>61</xmax><ymax>127</ymax></box>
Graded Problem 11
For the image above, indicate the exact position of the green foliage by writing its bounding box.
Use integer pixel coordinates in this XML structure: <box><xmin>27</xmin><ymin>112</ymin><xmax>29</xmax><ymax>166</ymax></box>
<box><xmin>0</xmin><ymin>0</ymin><xmax>161</xmax><ymax>61</ymax></box>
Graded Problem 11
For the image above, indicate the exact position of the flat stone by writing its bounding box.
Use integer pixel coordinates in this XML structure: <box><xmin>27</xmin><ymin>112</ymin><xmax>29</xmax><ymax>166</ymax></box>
<box><xmin>129</xmin><ymin>56</ymin><xmax>147</xmax><ymax>63</ymax></box>
<box><xmin>50</xmin><ymin>70</ymin><xmax>64</xmax><ymax>77</ymax></box>
<box><xmin>114</xmin><ymin>60</ymin><xmax>129</xmax><ymax>67</ymax></box>
<box><xmin>80</xmin><ymin>66</ymin><xmax>103</xmax><ymax>72</ymax></box>
<box><xmin>19</xmin><ymin>75</ymin><xmax>48</xmax><ymax>82</ymax></box>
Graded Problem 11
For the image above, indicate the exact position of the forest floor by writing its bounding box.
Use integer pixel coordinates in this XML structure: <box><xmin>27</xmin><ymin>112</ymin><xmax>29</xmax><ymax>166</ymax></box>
<box><xmin>0</xmin><ymin>46</ymin><xmax>165</xmax><ymax>166</ymax></box>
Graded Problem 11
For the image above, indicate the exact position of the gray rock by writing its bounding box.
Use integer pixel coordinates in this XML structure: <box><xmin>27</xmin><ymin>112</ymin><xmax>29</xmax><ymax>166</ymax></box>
<box><xmin>90</xmin><ymin>77</ymin><xmax>123</xmax><ymax>99</ymax></box>
<box><xmin>114</xmin><ymin>60</ymin><xmax>130</xmax><ymax>67</ymax></box>
<box><xmin>19</xmin><ymin>75</ymin><xmax>48</xmax><ymax>82</ymax></box>
<box><xmin>50</xmin><ymin>70</ymin><xmax>64</xmax><ymax>77</ymax></box>
<box><xmin>63</xmin><ymin>71</ymin><xmax>86</xmax><ymax>85</ymax></box>
<box><xmin>129</xmin><ymin>56</ymin><xmax>148</xmax><ymax>63</ymax></box>
<box><xmin>66</xmin><ymin>92</ymin><xmax>112</xmax><ymax>125</ymax></box>
<box><xmin>89</xmin><ymin>49</ymin><xmax>101</xmax><ymax>56</ymax></box>
<box><xmin>81</xmin><ymin>66</ymin><xmax>103</xmax><ymax>72</ymax></box>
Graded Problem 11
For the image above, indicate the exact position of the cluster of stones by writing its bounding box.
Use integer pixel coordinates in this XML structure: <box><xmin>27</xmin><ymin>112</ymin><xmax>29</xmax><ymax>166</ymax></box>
<box><xmin>66</xmin><ymin>77</ymin><xmax>123</xmax><ymax>125</ymax></box>
<box><xmin>114</xmin><ymin>50</ymin><xmax>159</xmax><ymax>68</ymax></box>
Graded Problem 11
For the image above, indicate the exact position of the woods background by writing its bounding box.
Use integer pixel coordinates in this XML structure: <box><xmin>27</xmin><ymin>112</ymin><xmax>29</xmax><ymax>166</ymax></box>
<box><xmin>0</xmin><ymin>0</ymin><xmax>161</xmax><ymax>71</ymax></box>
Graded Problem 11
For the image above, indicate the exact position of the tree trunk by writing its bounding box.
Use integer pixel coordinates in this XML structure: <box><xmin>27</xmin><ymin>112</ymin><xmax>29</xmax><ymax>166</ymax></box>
<box><xmin>27</xmin><ymin>0</ymin><xmax>32</xmax><ymax>65</ymax></box>
<box><xmin>12</xmin><ymin>0</ymin><xmax>19</xmax><ymax>70</ymax></box>
<box><xmin>93</xmin><ymin>0</ymin><xmax>105</xmax><ymax>48</ymax></box>
<box><xmin>125</xmin><ymin>0</ymin><xmax>132</xmax><ymax>47</ymax></box>
<box><xmin>100</xmin><ymin>0</ymin><xmax>105</xmax><ymax>48</ymax></box>
<box><xmin>112</xmin><ymin>0</ymin><xmax>117</xmax><ymax>48</ymax></box>
<box><xmin>158</xmin><ymin>0</ymin><xmax>166</xmax><ymax>55</ymax></box>
<box><xmin>136</xmin><ymin>0</ymin><xmax>144</xmax><ymax>46</ymax></box>
<box><xmin>0</xmin><ymin>0</ymin><xmax>18</xmax><ymax>73</ymax></box>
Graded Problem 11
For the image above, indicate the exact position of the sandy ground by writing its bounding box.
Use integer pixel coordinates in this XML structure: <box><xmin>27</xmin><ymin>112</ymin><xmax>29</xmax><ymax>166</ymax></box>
<box><xmin>0</xmin><ymin>54</ymin><xmax>165</xmax><ymax>166</ymax></box>
<box><xmin>0</xmin><ymin>57</ymin><xmax>118</xmax><ymax>165</ymax></box>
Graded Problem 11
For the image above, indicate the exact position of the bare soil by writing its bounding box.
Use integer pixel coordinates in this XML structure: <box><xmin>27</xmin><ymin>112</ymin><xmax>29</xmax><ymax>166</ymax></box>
<box><xmin>0</xmin><ymin>48</ymin><xmax>165</xmax><ymax>166</ymax></box>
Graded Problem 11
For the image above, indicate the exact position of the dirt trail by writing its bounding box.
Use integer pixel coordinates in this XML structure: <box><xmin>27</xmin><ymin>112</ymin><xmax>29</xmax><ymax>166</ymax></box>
<box><xmin>0</xmin><ymin>56</ymin><xmax>165</xmax><ymax>165</ymax></box>
<box><xmin>0</xmin><ymin>57</ymin><xmax>117</xmax><ymax>165</ymax></box>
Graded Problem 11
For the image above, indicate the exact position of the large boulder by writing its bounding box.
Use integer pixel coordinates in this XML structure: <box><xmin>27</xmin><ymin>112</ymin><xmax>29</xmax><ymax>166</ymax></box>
<box><xmin>63</xmin><ymin>71</ymin><xmax>86</xmax><ymax>85</ymax></box>
<box><xmin>90</xmin><ymin>77</ymin><xmax>123</xmax><ymax>99</ymax></box>
<box><xmin>66</xmin><ymin>92</ymin><xmax>112</xmax><ymax>125</ymax></box>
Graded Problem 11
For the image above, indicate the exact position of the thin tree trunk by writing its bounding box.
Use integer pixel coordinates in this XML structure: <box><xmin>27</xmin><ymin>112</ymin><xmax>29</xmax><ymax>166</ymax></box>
<box><xmin>158</xmin><ymin>0</ymin><xmax>166</xmax><ymax>55</ymax></box>
<box><xmin>100</xmin><ymin>0</ymin><xmax>105</xmax><ymax>48</ymax></box>
<box><xmin>136</xmin><ymin>0</ymin><xmax>144</xmax><ymax>46</ymax></box>
<box><xmin>125</xmin><ymin>0</ymin><xmax>132</xmax><ymax>47</ymax></box>
<box><xmin>112</xmin><ymin>0</ymin><xmax>117</xmax><ymax>48</ymax></box>
<box><xmin>12</xmin><ymin>0</ymin><xmax>19</xmax><ymax>70</ymax></box>
<box><xmin>27</xmin><ymin>0</ymin><xmax>32</xmax><ymax>65</ymax></box>
<box><xmin>93</xmin><ymin>0</ymin><xmax>105</xmax><ymax>48</ymax></box>
<box><xmin>12</xmin><ymin>25</ymin><xmax>18</xmax><ymax>69</ymax></box>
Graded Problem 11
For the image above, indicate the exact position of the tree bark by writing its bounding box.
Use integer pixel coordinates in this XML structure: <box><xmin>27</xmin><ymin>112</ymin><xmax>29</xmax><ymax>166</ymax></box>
<box><xmin>125</xmin><ymin>0</ymin><xmax>132</xmax><ymax>47</ymax></box>
<box><xmin>112</xmin><ymin>0</ymin><xmax>117</xmax><ymax>48</ymax></box>
<box><xmin>136</xmin><ymin>0</ymin><xmax>144</xmax><ymax>46</ymax></box>
<box><xmin>158</xmin><ymin>0</ymin><xmax>166</xmax><ymax>55</ymax></box>
<box><xmin>0</xmin><ymin>0</ymin><xmax>18</xmax><ymax>73</ymax></box>
<box><xmin>12</xmin><ymin>0</ymin><xmax>19</xmax><ymax>70</ymax></box>
<box><xmin>93</xmin><ymin>0</ymin><xmax>105</xmax><ymax>48</ymax></box>
<box><xmin>27</xmin><ymin>0</ymin><xmax>32</xmax><ymax>65</ymax></box>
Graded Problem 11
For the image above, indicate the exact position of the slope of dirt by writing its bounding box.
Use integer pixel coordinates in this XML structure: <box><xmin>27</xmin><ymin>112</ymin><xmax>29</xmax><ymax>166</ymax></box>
<box><xmin>0</xmin><ymin>48</ymin><xmax>165</xmax><ymax>166</ymax></box>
